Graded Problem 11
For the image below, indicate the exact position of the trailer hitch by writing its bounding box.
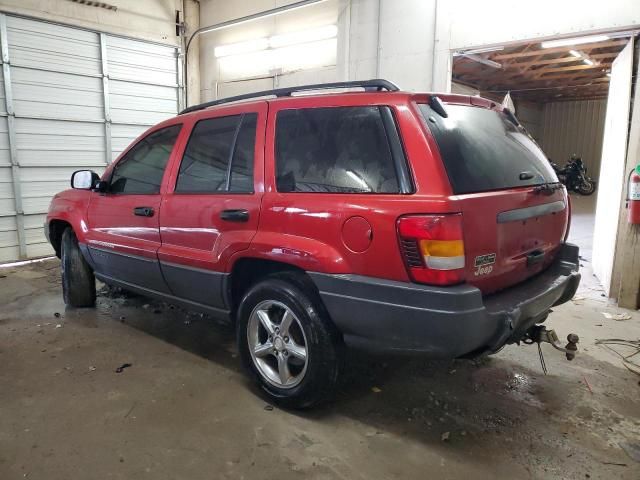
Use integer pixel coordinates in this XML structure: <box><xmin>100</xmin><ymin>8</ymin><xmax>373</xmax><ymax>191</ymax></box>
<box><xmin>532</xmin><ymin>326</ymin><xmax>579</xmax><ymax>361</ymax></box>
<box><xmin>522</xmin><ymin>325</ymin><xmax>579</xmax><ymax>374</ymax></box>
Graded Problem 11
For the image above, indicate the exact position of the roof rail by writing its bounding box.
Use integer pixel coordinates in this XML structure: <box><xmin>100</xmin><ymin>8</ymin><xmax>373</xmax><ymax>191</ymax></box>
<box><xmin>179</xmin><ymin>79</ymin><xmax>400</xmax><ymax>115</ymax></box>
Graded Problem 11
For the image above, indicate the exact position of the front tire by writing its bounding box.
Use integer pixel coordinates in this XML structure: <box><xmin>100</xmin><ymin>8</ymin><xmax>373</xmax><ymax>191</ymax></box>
<box><xmin>236</xmin><ymin>272</ymin><xmax>343</xmax><ymax>409</ymax></box>
<box><xmin>61</xmin><ymin>227</ymin><xmax>96</xmax><ymax>307</ymax></box>
<box><xmin>577</xmin><ymin>179</ymin><xmax>596</xmax><ymax>195</ymax></box>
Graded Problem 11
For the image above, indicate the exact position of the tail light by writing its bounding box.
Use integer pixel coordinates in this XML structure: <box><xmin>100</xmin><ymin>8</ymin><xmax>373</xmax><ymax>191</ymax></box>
<box><xmin>397</xmin><ymin>214</ymin><xmax>466</xmax><ymax>286</ymax></box>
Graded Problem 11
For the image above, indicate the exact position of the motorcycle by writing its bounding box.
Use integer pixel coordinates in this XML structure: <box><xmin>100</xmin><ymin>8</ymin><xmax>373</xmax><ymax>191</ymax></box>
<box><xmin>550</xmin><ymin>154</ymin><xmax>597</xmax><ymax>196</ymax></box>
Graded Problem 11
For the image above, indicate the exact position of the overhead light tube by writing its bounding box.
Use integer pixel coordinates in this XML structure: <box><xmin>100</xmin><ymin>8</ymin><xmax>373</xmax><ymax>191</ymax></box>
<box><xmin>541</xmin><ymin>34</ymin><xmax>609</xmax><ymax>48</ymax></box>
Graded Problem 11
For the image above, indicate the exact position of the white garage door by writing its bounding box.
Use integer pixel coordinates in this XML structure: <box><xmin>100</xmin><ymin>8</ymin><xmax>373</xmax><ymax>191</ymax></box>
<box><xmin>0</xmin><ymin>14</ymin><xmax>181</xmax><ymax>262</ymax></box>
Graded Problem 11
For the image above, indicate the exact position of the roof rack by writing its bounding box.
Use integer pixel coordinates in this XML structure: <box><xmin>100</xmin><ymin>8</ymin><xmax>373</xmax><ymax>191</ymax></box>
<box><xmin>179</xmin><ymin>79</ymin><xmax>400</xmax><ymax>115</ymax></box>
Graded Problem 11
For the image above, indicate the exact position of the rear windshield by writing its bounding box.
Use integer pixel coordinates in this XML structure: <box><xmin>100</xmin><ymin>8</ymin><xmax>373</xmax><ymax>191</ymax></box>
<box><xmin>418</xmin><ymin>103</ymin><xmax>557</xmax><ymax>194</ymax></box>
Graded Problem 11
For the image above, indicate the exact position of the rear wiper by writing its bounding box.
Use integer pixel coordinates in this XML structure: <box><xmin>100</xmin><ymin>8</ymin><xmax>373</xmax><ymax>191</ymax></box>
<box><xmin>532</xmin><ymin>182</ymin><xmax>563</xmax><ymax>196</ymax></box>
<box><xmin>429</xmin><ymin>96</ymin><xmax>448</xmax><ymax>118</ymax></box>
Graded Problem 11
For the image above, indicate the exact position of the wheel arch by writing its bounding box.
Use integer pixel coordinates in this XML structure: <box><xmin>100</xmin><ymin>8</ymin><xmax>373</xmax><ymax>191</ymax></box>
<box><xmin>227</xmin><ymin>257</ymin><xmax>320</xmax><ymax>317</ymax></box>
<box><xmin>48</xmin><ymin>219</ymin><xmax>72</xmax><ymax>258</ymax></box>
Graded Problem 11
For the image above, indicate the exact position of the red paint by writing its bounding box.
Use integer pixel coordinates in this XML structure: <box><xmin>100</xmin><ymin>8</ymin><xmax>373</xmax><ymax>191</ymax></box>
<box><xmin>47</xmin><ymin>90</ymin><xmax>570</xmax><ymax>295</ymax></box>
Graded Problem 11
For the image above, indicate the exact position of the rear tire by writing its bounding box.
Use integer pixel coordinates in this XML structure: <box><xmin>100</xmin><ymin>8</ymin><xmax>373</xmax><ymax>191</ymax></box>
<box><xmin>61</xmin><ymin>227</ymin><xmax>96</xmax><ymax>307</ymax></box>
<box><xmin>236</xmin><ymin>272</ymin><xmax>344</xmax><ymax>409</ymax></box>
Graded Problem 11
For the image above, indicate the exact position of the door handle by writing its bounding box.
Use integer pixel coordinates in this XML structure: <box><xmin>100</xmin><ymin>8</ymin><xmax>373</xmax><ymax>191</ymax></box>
<box><xmin>220</xmin><ymin>209</ymin><xmax>249</xmax><ymax>222</ymax></box>
<box><xmin>527</xmin><ymin>249</ymin><xmax>545</xmax><ymax>266</ymax></box>
<box><xmin>133</xmin><ymin>206</ymin><xmax>155</xmax><ymax>217</ymax></box>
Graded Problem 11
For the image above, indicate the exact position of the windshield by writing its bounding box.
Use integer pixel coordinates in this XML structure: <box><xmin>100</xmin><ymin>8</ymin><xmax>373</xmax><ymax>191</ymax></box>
<box><xmin>418</xmin><ymin>103</ymin><xmax>558</xmax><ymax>194</ymax></box>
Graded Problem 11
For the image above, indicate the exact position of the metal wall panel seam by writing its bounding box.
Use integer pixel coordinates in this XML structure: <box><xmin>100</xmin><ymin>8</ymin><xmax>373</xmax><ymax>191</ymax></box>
<box><xmin>0</xmin><ymin>13</ymin><xmax>26</xmax><ymax>258</ymax></box>
<box><xmin>176</xmin><ymin>48</ymin><xmax>184</xmax><ymax>112</ymax></box>
<box><xmin>99</xmin><ymin>33</ymin><xmax>112</xmax><ymax>165</ymax></box>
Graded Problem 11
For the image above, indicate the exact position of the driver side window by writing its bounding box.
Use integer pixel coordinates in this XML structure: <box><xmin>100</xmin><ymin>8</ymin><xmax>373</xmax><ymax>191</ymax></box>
<box><xmin>110</xmin><ymin>124</ymin><xmax>182</xmax><ymax>194</ymax></box>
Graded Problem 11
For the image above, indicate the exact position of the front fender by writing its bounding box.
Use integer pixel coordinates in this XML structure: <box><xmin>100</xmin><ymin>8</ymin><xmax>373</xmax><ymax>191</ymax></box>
<box><xmin>46</xmin><ymin>189</ymin><xmax>92</xmax><ymax>243</ymax></box>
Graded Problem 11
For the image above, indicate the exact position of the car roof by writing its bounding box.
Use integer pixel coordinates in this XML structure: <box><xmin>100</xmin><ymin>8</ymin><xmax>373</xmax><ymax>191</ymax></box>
<box><xmin>175</xmin><ymin>79</ymin><xmax>505</xmax><ymax>122</ymax></box>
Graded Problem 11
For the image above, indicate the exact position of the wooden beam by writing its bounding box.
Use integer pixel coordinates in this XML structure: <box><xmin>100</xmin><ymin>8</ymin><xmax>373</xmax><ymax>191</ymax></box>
<box><xmin>502</xmin><ymin>52</ymin><xmax>617</xmax><ymax>70</ymax></box>
<box><xmin>493</xmin><ymin>39</ymin><xmax>627</xmax><ymax>60</ymax></box>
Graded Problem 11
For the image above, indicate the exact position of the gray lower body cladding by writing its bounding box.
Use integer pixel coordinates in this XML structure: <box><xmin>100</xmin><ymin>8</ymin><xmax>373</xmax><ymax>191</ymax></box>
<box><xmin>309</xmin><ymin>243</ymin><xmax>581</xmax><ymax>357</ymax></box>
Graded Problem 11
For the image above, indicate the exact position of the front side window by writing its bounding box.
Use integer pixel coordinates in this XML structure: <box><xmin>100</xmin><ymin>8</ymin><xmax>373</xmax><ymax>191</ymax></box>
<box><xmin>110</xmin><ymin>124</ymin><xmax>182</xmax><ymax>194</ymax></box>
<box><xmin>175</xmin><ymin>113</ymin><xmax>257</xmax><ymax>193</ymax></box>
<box><xmin>275</xmin><ymin>106</ymin><xmax>402</xmax><ymax>193</ymax></box>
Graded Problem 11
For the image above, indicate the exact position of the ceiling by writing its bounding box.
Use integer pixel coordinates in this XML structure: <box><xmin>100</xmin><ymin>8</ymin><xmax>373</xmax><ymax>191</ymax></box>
<box><xmin>452</xmin><ymin>37</ymin><xmax>631</xmax><ymax>103</ymax></box>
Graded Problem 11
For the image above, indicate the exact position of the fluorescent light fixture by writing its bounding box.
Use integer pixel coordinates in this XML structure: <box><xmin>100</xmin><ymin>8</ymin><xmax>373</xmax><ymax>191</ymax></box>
<box><xmin>269</xmin><ymin>24</ymin><xmax>337</xmax><ymax>48</ymax></box>
<box><xmin>214</xmin><ymin>38</ymin><xmax>269</xmax><ymax>58</ymax></box>
<box><xmin>583</xmin><ymin>58</ymin><xmax>595</xmax><ymax>66</ymax></box>
<box><xmin>461</xmin><ymin>53</ymin><xmax>502</xmax><ymax>69</ymax></box>
<box><xmin>569</xmin><ymin>49</ymin><xmax>582</xmax><ymax>57</ymax></box>
<box><xmin>606</xmin><ymin>72</ymin><xmax>611</xmax><ymax>78</ymax></box>
<box><xmin>541</xmin><ymin>34</ymin><xmax>609</xmax><ymax>48</ymax></box>
<box><xmin>215</xmin><ymin>24</ymin><xmax>338</xmax><ymax>59</ymax></box>
<box><xmin>461</xmin><ymin>45</ymin><xmax>504</xmax><ymax>55</ymax></box>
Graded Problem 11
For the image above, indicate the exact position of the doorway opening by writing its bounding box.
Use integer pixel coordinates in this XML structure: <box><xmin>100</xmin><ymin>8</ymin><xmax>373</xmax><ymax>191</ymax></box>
<box><xmin>451</xmin><ymin>32</ymin><xmax>636</xmax><ymax>298</ymax></box>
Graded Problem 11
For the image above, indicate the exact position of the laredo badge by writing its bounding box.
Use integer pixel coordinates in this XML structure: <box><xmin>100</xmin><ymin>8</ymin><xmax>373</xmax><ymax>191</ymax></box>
<box><xmin>474</xmin><ymin>253</ymin><xmax>496</xmax><ymax>276</ymax></box>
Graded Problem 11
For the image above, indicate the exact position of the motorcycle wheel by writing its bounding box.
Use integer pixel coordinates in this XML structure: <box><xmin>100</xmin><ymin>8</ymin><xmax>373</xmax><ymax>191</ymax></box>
<box><xmin>577</xmin><ymin>179</ymin><xmax>596</xmax><ymax>196</ymax></box>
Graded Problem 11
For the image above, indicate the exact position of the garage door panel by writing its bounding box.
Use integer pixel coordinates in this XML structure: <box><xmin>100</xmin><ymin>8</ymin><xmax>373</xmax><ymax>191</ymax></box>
<box><xmin>106</xmin><ymin>35</ymin><xmax>177</xmax><ymax>86</ymax></box>
<box><xmin>110</xmin><ymin>108</ymin><xmax>171</xmax><ymax>126</ymax></box>
<box><xmin>0</xmin><ymin>76</ymin><xmax>6</xmax><ymax>115</ymax></box>
<box><xmin>0</xmin><ymin>229</ymin><xmax>18</xmax><ymax>248</ymax></box>
<box><xmin>26</xmin><ymin>242</ymin><xmax>53</xmax><ymax>258</ymax></box>
<box><xmin>12</xmin><ymin>67</ymin><xmax>104</xmax><ymax>122</ymax></box>
<box><xmin>16</xmin><ymin>118</ymin><xmax>105</xmax><ymax>166</ymax></box>
<box><xmin>1</xmin><ymin>14</ymin><xmax>179</xmax><ymax>261</ymax></box>
<box><xmin>20</xmin><ymin>166</ymin><xmax>105</xmax><ymax>183</ymax></box>
<box><xmin>110</xmin><ymin>123</ymin><xmax>149</xmax><ymax>159</ymax></box>
<box><xmin>0</xmin><ymin>117</ymin><xmax>9</xmax><ymax>166</ymax></box>
<box><xmin>18</xmin><ymin>150</ymin><xmax>106</xmax><ymax>167</ymax></box>
<box><xmin>7</xmin><ymin>16</ymin><xmax>101</xmax><ymax>76</ymax></box>
<box><xmin>0</xmin><ymin>166</ymin><xmax>15</xmax><ymax>217</ymax></box>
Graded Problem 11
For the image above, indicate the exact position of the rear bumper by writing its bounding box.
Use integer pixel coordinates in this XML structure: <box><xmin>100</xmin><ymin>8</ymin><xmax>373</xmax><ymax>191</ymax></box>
<box><xmin>310</xmin><ymin>243</ymin><xmax>580</xmax><ymax>357</ymax></box>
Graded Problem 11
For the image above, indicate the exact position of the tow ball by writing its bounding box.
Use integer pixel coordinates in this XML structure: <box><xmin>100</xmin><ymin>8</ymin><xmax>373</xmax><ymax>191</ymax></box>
<box><xmin>530</xmin><ymin>326</ymin><xmax>579</xmax><ymax>361</ymax></box>
<box><xmin>522</xmin><ymin>325</ymin><xmax>579</xmax><ymax>373</ymax></box>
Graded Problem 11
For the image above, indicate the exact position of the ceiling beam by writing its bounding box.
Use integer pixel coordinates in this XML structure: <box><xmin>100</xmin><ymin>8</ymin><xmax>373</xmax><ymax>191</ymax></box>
<box><xmin>492</xmin><ymin>39</ymin><xmax>627</xmax><ymax>60</ymax></box>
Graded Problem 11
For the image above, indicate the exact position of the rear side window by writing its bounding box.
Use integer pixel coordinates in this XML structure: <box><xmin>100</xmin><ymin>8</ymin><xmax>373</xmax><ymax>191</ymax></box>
<box><xmin>275</xmin><ymin>106</ymin><xmax>409</xmax><ymax>193</ymax></box>
<box><xmin>418</xmin><ymin>104</ymin><xmax>557</xmax><ymax>194</ymax></box>
<box><xmin>110</xmin><ymin>124</ymin><xmax>182</xmax><ymax>194</ymax></box>
<box><xmin>175</xmin><ymin>113</ymin><xmax>257</xmax><ymax>193</ymax></box>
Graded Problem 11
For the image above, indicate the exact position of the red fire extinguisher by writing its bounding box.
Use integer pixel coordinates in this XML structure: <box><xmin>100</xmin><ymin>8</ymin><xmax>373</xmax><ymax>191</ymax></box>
<box><xmin>629</xmin><ymin>165</ymin><xmax>640</xmax><ymax>224</ymax></box>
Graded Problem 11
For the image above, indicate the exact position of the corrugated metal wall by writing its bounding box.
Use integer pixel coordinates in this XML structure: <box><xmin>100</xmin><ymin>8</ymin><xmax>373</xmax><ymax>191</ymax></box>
<box><xmin>540</xmin><ymin>99</ymin><xmax>607</xmax><ymax>179</ymax></box>
<box><xmin>0</xmin><ymin>14</ymin><xmax>181</xmax><ymax>262</ymax></box>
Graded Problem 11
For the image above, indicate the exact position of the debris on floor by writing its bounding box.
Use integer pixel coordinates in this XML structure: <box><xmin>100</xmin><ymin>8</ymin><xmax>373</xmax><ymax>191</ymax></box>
<box><xmin>115</xmin><ymin>363</ymin><xmax>132</xmax><ymax>373</ymax></box>
<box><xmin>602</xmin><ymin>312</ymin><xmax>632</xmax><ymax>321</ymax></box>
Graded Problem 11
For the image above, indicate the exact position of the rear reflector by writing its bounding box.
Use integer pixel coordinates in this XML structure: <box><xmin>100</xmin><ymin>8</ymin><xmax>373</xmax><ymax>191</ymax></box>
<box><xmin>397</xmin><ymin>214</ymin><xmax>465</xmax><ymax>286</ymax></box>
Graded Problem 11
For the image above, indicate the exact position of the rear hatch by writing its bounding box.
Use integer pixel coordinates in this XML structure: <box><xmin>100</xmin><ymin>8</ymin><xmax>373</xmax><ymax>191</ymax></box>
<box><xmin>417</xmin><ymin>99</ymin><xmax>569</xmax><ymax>294</ymax></box>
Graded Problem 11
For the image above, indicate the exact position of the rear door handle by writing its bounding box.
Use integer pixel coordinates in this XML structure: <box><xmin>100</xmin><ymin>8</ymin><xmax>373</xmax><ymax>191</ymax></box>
<box><xmin>220</xmin><ymin>209</ymin><xmax>249</xmax><ymax>222</ymax></box>
<box><xmin>527</xmin><ymin>249</ymin><xmax>545</xmax><ymax>266</ymax></box>
<box><xmin>133</xmin><ymin>206</ymin><xmax>154</xmax><ymax>217</ymax></box>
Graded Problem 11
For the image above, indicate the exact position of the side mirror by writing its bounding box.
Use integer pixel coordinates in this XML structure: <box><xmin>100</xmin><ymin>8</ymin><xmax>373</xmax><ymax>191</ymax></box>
<box><xmin>71</xmin><ymin>170</ymin><xmax>99</xmax><ymax>190</ymax></box>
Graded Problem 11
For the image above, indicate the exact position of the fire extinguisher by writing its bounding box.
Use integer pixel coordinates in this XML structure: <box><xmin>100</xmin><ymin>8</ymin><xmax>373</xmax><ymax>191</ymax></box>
<box><xmin>628</xmin><ymin>165</ymin><xmax>640</xmax><ymax>224</ymax></box>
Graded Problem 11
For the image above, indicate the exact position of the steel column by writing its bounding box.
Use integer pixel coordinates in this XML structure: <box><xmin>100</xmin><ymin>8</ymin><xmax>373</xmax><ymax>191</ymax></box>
<box><xmin>99</xmin><ymin>33</ymin><xmax>112</xmax><ymax>164</ymax></box>
<box><xmin>0</xmin><ymin>13</ymin><xmax>27</xmax><ymax>258</ymax></box>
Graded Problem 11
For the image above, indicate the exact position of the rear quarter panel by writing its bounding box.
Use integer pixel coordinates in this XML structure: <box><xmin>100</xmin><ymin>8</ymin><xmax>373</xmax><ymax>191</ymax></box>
<box><xmin>234</xmin><ymin>92</ymin><xmax>456</xmax><ymax>280</ymax></box>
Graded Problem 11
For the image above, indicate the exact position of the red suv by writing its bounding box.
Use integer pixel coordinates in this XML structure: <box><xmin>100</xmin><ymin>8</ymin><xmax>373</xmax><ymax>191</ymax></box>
<box><xmin>46</xmin><ymin>80</ymin><xmax>580</xmax><ymax>408</ymax></box>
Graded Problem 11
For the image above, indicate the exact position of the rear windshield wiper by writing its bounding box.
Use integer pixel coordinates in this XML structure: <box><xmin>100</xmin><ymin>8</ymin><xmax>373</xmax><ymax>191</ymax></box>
<box><xmin>429</xmin><ymin>96</ymin><xmax>448</xmax><ymax>118</ymax></box>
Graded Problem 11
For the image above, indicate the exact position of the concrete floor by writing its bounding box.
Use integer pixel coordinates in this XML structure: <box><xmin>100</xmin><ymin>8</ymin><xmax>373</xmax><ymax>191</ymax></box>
<box><xmin>1</xmin><ymin>195</ymin><xmax>639</xmax><ymax>479</ymax></box>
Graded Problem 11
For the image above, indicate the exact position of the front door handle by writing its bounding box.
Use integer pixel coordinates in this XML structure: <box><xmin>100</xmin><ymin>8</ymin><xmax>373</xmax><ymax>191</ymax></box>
<box><xmin>133</xmin><ymin>206</ymin><xmax>154</xmax><ymax>217</ymax></box>
<box><xmin>220</xmin><ymin>209</ymin><xmax>249</xmax><ymax>222</ymax></box>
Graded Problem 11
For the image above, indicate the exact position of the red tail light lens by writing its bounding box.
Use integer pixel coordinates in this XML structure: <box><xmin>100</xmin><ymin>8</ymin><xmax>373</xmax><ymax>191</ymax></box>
<box><xmin>397</xmin><ymin>214</ymin><xmax>466</xmax><ymax>286</ymax></box>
